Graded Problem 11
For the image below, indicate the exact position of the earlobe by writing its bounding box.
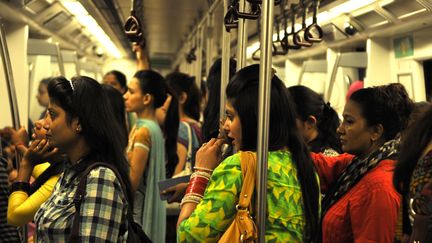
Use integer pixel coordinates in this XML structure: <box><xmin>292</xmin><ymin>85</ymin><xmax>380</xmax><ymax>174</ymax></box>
<box><xmin>306</xmin><ymin>116</ymin><xmax>318</xmax><ymax>129</ymax></box>
<box><xmin>179</xmin><ymin>92</ymin><xmax>188</xmax><ymax>105</ymax></box>
<box><xmin>370</xmin><ymin>124</ymin><xmax>384</xmax><ymax>142</ymax></box>
<box><xmin>142</xmin><ymin>93</ymin><xmax>153</xmax><ymax>105</ymax></box>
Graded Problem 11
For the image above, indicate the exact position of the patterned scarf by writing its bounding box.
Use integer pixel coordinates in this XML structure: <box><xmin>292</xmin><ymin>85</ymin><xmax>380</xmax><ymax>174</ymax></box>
<box><xmin>321</xmin><ymin>137</ymin><xmax>400</xmax><ymax>217</ymax></box>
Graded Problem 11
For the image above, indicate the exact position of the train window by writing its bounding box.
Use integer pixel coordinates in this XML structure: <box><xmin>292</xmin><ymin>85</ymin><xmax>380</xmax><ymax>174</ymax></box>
<box><xmin>423</xmin><ymin>59</ymin><xmax>432</xmax><ymax>102</ymax></box>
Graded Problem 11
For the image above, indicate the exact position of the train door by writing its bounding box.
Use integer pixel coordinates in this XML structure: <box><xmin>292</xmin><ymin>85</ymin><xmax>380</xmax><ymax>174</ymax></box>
<box><xmin>326</xmin><ymin>50</ymin><xmax>367</xmax><ymax>115</ymax></box>
<box><xmin>27</xmin><ymin>39</ymin><xmax>65</xmax><ymax>123</ymax></box>
<box><xmin>60</xmin><ymin>50</ymin><xmax>80</xmax><ymax>80</ymax></box>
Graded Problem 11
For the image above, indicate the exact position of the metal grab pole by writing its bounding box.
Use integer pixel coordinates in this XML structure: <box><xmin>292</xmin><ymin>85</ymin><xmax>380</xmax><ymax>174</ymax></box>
<box><xmin>236</xmin><ymin>0</ymin><xmax>248</xmax><ymax>71</ymax></box>
<box><xmin>0</xmin><ymin>22</ymin><xmax>21</xmax><ymax>131</ymax></box>
<box><xmin>205</xmin><ymin>13</ymin><xmax>213</xmax><ymax>77</ymax></box>
<box><xmin>256</xmin><ymin>0</ymin><xmax>274</xmax><ymax>242</ymax></box>
<box><xmin>0</xmin><ymin>21</ymin><xmax>27</xmax><ymax>243</ymax></box>
<box><xmin>196</xmin><ymin>26</ymin><xmax>204</xmax><ymax>87</ymax></box>
<box><xmin>55</xmin><ymin>43</ymin><xmax>65</xmax><ymax>76</ymax></box>
<box><xmin>220</xmin><ymin>0</ymin><xmax>231</xmax><ymax>119</ymax></box>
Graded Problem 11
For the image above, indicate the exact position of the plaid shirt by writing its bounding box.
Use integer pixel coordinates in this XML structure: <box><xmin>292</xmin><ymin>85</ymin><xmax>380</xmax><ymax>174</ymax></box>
<box><xmin>0</xmin><ymin>157</ymin><xmax>19</xmax><ymax>242</ymax></box>
<box><xmin>35</xmin><ymin>163</ymin><xmax>128</xmax><ymax>243</ymax></box>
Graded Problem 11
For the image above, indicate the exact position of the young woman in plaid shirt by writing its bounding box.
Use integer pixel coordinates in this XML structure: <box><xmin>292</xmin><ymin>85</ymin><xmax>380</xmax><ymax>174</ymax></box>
<box><xmin>33</xmin><ymin>76</ymin><xmax>132</xmax><ymax>242</ymax></box>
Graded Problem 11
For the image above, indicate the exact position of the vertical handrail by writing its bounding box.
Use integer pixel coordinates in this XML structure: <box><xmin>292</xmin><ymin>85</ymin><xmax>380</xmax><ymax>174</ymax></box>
<box><xmin>0</xmin><ymin>22</ymin><xmax>21</xmax><ymax>131</ymax></box>
<box><xmin>196</xmin><ymin>26</ymin><xmax>204</xmax><ymax>87</ymax></box>
<box><xmin>0</xmin><ymin>20</ymin><xmax>28</xmax><ymax>243</ymax></box>
<box><xmin>55</xmin><ymin>43</ymin><xmax>65</xmax><ymax>76</ymax></box>
<box><xmin>206</xmin><ymin>13</ymin><xmax>214</xmax><ymax>77</ymax></box>
<box><xmin>73</xmin><ymin>51</ymin><xmax>80</xmax><ymax>76</ymax></box>
<box><xmin>325</xmin><ymin>52</ymin><xmax>341</xmax><ymax>101</ymax></box>
<box><xmin>220</xmin><ymin>0</ymin><xmax>231</xmax><ymax>120</ymax></box>
<box><xmin>257</xmin><ymin>0</ymin><xmax>274</xmax><ymax>241</ymax></box>
<box><xmin>236</xmin><ymin>0</ymin><xmax>248</xmax><ymax>71</ymax></box>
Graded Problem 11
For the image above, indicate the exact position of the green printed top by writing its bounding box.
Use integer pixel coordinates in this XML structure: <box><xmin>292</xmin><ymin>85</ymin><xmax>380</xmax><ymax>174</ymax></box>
<box><xmin>178</xmin><ymin>150</ymin><xmax>314</xmax><ymax>242</ymax></box>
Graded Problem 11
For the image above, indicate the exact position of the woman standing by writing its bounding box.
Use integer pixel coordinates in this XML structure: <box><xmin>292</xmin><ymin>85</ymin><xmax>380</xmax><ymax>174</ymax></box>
<box><xmin>124</xmin><ymin>70</ymin><xmax>176</xmax><ymax>242</ymax></box>
<box><xmin>34</xmin><ymin>76</ymin><xmax>131</xmax><ymax>242</ymax></box>
<box><xmin>177</xmin><ymin>65</ymin><xmax>320</xmax><ymax>242</ymax></box>
<box><xmin>312</xmin><ymin>83</ymin><xmax>413</xmax><ymax>242</ymax></box>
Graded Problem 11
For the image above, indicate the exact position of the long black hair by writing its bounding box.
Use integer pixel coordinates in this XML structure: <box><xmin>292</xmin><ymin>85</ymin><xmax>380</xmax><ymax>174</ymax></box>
<box><xmin>166</xmin><ymin>72</ymin><xmax>201</xmax><ymax>121</ymax></box>
<box><xmin>101</xmin><ymin>84</ymin><xmax>128</xmax><ymax>147</ymax></box>
<box><xmin>47</xmin><ymin>76</ymin><xmax>132</xmax><ymax>201</ymax></box>
<box><xmin>202</xmin><ymin>58</ymin><xmax>237</xmax><ymax>142</ymax></box>
<box><xmin>226</xmin><ymin>64</ymin><xmax>319</xmax><ymax>242</ymax></box>
<box><xmin>288</xmin><ymin>85</ymin><xmax>342</xmax><ymax>153</ymax></box>
<box><xmin>163</xmin><ymin>85</ymin><xmax>180</xmax><ymax>178</ymax></box>
<box><xmin>394</xmin><ymin>104</ymin><xmax>432</xmax><ymax>194</ymax></box>
<box><xmin>133</xmin><ymin>70</ymin><xmax>179</xmax><ymax>177</ymax></box>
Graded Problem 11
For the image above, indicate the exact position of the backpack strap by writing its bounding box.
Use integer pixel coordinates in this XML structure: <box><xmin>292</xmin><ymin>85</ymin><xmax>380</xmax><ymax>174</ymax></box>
<box><xmin>69</xmin><ymin>162</ymin><xmax>132</xmax><ymax>242</ymax></box>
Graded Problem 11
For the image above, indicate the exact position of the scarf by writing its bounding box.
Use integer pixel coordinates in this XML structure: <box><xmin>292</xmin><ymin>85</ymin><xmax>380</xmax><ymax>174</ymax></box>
<box><xmin>321</xmin><ymin>137</ymin><xmax>400</xmax><ymax>216</ymax></box>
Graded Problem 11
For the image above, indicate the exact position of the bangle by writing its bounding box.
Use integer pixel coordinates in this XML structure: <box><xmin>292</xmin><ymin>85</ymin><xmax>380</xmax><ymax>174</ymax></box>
<box><xmin>191</xmin><ymin>171</ymin><xmax>212</xmax><ymax>180</ymax></box>
<box><xmin>193</xmin><ymin>166</ymin><xmax>213</xmax><ymax>173</ymax></box>
<box><xmin>180</xmin><ymin>194</ymin><xmax>203</xmax><ymax>207</ymax></box>
<box><xmin>10</xmin><ymin>181</ymin><xmax>30</xmax><ymax>194</ymax></box>
<box><xmin>186</xmin><ymin>176</ymin><xmax>209</xmax><ymax>196</ymax></box>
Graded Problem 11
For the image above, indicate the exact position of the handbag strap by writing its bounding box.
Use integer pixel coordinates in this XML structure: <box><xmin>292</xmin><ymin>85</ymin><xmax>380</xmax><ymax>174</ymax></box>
<box><xmin>237</xmin><ymin>152</ymin><xmax>257</xmax><ymax>210</ymax></box>
<box><xmin>70</xmin><ymin>162</ymin><xmax>132</xmax><ymax>242</ymax></box>
<box><xmin>181</xmin><ymin>121</ymin><xmax>193</xmax><ymax>170</ymax></box>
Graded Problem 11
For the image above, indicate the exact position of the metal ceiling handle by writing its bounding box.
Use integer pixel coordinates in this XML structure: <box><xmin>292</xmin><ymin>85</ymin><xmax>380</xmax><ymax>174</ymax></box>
<box><xmin>305</xmin><ymin>0</ymin><xmax>323</xmax><ymax>43</ymax></box>
<box><xmin>236</xmin><ymin>0</ymin><xmax>261</xmax><ymax>20</ymax></box>
<box><xmin>124</xmin><ymin>0</ymin><xmax>146</xmax><ymax>47</ymax></box>
<box><xmin>224</xmin><ymin>1</ymin><xmax>239</xmax><ymax>32</ymax></box>
<box><xmin>246</xmin><ymin>0</ymin><xmax>282</xmax><ymax>5</ymax></box>
<box><xmin>272</xmin><ymin>17</ymin><xmax>287</xmax><ymax>55</ymax></box>
<box><xmin>282</xmin><ymin>4</ymin><xmax>301</xmax><ymax>50</ymax></box>
<box><xmin>293</xmin><ymin>0</ymin><xmax>312</xmax><ymax>47</ymax></box>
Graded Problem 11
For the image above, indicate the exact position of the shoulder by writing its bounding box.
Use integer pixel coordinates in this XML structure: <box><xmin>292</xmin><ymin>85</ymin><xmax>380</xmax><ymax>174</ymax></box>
<box><xmin>356</xmin><ymin>159</ymin><xmax>399</xmax><ymax>194</ymax></box>
<box><xmin>86</xmin><ymin>166</ymin><xmax>122</xmax><ymax>187</ymax></box>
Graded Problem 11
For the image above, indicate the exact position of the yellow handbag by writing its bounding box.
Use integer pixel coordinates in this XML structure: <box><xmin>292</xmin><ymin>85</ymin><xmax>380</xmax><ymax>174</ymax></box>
<box><xmin>219</xmin><ymin>151</ymin><xmax>258</xmax><ymax>242</ymax></box>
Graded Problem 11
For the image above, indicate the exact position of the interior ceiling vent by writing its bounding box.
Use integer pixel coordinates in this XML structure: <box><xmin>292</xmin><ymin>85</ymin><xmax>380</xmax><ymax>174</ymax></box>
<box><xmin>69</xmin><ymin>28</ymin><xmax>83</xmax><ymax>38</ymax></box>
<box><xmin>43</xmin><ymin>11</ymin><xmax>72</xmax><ymax>30</ymax></box>
<box><xmin>354</xmin><ymin>10</ymin><xmax>388</xmax><ymax>28</ymax></box>
<box><xmin>23</xmin><ymin>0</ymin><xmax>50</xmax><ymax>14</ymax></box>
<box><xmin>383</xmin><ymin>0</ymin><xmax>427</xmax><ymax>19</ymax></box>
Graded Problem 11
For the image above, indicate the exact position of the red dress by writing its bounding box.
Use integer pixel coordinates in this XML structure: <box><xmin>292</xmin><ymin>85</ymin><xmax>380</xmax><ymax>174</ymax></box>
<box><xmin>312</xmin><ymin>153</ymin><xmax>401</xmax><ymax>243</ymax></box>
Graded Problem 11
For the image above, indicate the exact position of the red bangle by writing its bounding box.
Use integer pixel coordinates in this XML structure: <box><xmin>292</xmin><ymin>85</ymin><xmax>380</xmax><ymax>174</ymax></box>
<box><xmin>186</xmin><ymin>176</ymin><xmax>209</xmax><ymax>196</ymax></box>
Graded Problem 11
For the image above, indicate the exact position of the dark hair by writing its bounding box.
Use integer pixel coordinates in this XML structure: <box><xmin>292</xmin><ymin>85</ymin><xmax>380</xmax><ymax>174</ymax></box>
<box><xmin>134</xmin><ymin>70</ymin><xmax>167</xmax><ymax>109</ymax></box>
<box><xmin>40</xmin><ymin>77</ymin><xmax>52</xmax><ymax>86</ymax></box>
<box><xmin>349</xmin><ymin>83</ymin><xmax>413</xmax><ymax>141</ymax></box>
<box><xmin>133</xmin><ymin>70</ymin><xmax>178</xmax><ymax>177</ymax></box>
<box><xmin>202</xmin><ymin>58</ymin><xmax>237</xmax><ymax>142</ymax></box>
<box><xmin>394</xmin><ymin>104</ymin><xmax>432</xmax><ymax>194</ymax></box>
<box><xmin>101</xmin><ymin>84</ymin><xmax>128</xmax><ymax>146</ymax></box>
<box><xmin>105</xmin><ymin>70</ymin><xmax>127</xmax><ymax>90</ymax></box>
<box><xmin>226</xmin><ymin>64</ymin><xmax>319</xmax><ymax>242</ymax></box>
<box><xmin>288</xmin><ymin>85</ymin><xmax>342</xmax><ymax>153</ymax></box>
<box><xmin>47</xmin><ymin>76</ymin><xmax>132</xmax><ymax>201</ymax></box>
<box><xmin>163</xmin><ymin>85</ymin><xmax>180</xmax><ymax>178</ymax></box>
<box><xmin>166</xmin><ymin>72</ymin><xmax>201</xmax><ymax>121</ymax></box>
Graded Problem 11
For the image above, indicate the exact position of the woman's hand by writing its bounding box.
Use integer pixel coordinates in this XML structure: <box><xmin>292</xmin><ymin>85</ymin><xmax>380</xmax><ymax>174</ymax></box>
<box><xmin>17</xmin><ymin>139</ymin><xmax>59</xmax><ymax>166</ymax></box>
<box><xmin>195</xmin><ymin>138</ymin><xmax>224</xmax><ymax>171</ymax></box>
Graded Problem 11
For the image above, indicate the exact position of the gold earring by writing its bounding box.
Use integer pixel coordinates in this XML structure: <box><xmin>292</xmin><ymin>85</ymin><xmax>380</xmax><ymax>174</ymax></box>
<box><xmin>76</xmin><ymin>126</ymin><xmax>82</xmax><ymax>132</ymax></box>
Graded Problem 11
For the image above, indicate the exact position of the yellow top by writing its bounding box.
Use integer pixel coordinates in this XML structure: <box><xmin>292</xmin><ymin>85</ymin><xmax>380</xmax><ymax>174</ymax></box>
<box><xmin>7</xmin><ymin>162</ymin><xmax>60</xmax><ymax>226</ymax></box>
